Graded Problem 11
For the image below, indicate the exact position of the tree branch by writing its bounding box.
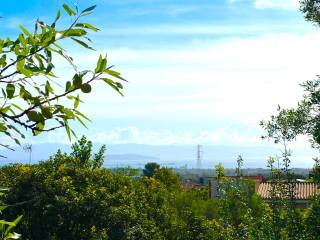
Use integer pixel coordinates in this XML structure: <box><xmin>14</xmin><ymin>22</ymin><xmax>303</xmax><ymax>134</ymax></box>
<box><xmin>12</xmin><ymin>72</ymin><xmax>101</xmax><ymax>119</ymax></box>
<box><xmin>0</xmin><ymin>71</ymin><xmax>18</xmax><ymax>81</ymax></box>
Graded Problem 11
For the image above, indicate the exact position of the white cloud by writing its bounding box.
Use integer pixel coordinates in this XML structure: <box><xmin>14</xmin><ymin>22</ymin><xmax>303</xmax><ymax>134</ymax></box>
<box><xmin>70</xmin><ymin>32</ymin><xmax>320</xmax><ymax>124</ymax></box>
<box><xmin>254</xmin><ymin>0</ymin><xmax>300</xmax><ymax>9</ymax></box>
<box><xmin>84</xmin><ymin>126</ymin><xmax>311</xmax><ymax>149</ymax></box>
<box><xmin>19</xmin><ymin>124</ymin><xmax>263</xmax><ymax>146</ymax></box>
<box><xmin>36</xmin><ymin>28</ymin><xmax>320</xmax><ymax>147</ymax></box>
<box><xmin>229</xmin><ymin>0</ymin><xmax>300</xmax><ymax>10</ymax></box>
<box><xmin>84</xmin><ymin>125</ymin><xmax>264</xmax><ymax>146</ymax></box>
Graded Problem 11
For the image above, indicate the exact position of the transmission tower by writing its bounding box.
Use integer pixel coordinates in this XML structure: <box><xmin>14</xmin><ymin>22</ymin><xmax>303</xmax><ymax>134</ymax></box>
<box><xmin>196</xmin><ymin>144</ymin><xmax>203</xmax><ymax>169</ymax></box>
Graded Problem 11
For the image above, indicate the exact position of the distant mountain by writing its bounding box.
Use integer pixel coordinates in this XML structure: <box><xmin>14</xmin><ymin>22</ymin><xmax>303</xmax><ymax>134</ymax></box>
<box><xmin>0</xmin><ymin>143</ymin><xmax>317</xmax><ymax>168</ymax></box>
<box><xmin>107</xmin><ymin>154</ymin><xmax>159</xmax><ymax>161</ymax></box>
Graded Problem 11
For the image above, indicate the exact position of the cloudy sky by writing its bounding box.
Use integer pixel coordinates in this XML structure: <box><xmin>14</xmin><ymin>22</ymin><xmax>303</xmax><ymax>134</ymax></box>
<box><xmin>1</xmin><ymin>0</ymin><xmax>319</xmax><ymax>147</ymax></box>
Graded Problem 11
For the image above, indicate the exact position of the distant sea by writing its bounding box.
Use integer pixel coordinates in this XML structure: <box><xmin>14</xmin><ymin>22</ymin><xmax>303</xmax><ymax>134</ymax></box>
<box><xmin>0</xmin><ymin>143</ymin><xmax>317</xmax><ymax>169</ymax></box>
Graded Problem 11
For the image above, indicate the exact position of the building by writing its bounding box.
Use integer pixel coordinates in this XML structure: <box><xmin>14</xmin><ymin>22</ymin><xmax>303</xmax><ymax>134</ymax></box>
<box><xmin>257</xmin><ymin>182</ymin><xmax>319</xmax><ymax>207</ymax></box>
<box><xmin>209</xmin><ymin>176</ymin><xmax>319</xmax><ymax>207</ymax></box>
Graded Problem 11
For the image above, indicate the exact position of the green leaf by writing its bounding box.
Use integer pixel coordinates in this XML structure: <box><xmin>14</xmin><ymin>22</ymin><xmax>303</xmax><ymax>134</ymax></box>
<box><xmin>71</xmin><ymin>37</ymin><xmax>95</xmax><ymax>50</ymax></box>
<box><xmin>105</xmin><ymin>69</ymin><xmax>125</xmax><ymax>81</ymax></box>
<box><xmin>80</xmin><ymin>83</ymin><xmax>91</xmax><ymax>93</ymax></box>
<box><xmin>0</xmin><ymin>123</ymin><xmax>7</xmax><ymax>132</ymax></box>
<box><xmin>11</xmin><ymin>103</ymin><xmax>23</xmax><ymax>111</ymax></box>
<box><xmin>5</xmin><ymin>215</ymin><xmax>23</xmax><ymax>235</ymax></box>
<box><xmin>101</xmin><ymin>78</ymin><xmax>124</xmax><ymax>96</ymax></box>
<box><xmin>46</xmin><ymin>63</ymin><xmax>54</xmax><ymax>74</ymax></box>
<box><xmin>0</xmin><ymin>54</ymin><xmax>7</xmax><ymax>67</ymax></box>
<box><xmin>62</xmin><ymin>4</ymin><xmax>76</xmax><ymax>16</ymax></box>
<box><xmin>6</xmin><ymin>84</ymin><xmax>15</xmax><ymax>99</ymax></box>
<box><xmin>72</xmin><ymin>74</ymin><xmax>83</xmax><ymax>88</ymax></box>
<box><xmin>65</xmin><ymin>121</ymin><xmax>71</xmax><ymax>141</ymax></box>
<box><xmin>13</xmin><ymin>138</ymin><xmax>20</xmax><ymax>145</ymax></box>
<box><xmin>1</xmin><ymin>88</ymin><xmax>6</xmax><ymax>99</ymax></box>
<box><xmin>19</xmin><ymin>87</ymin><xmax>32</xmax><ymax>100</ymax></box>
<box><xmin>0</xmin><ymin>220</ymin><xmax>15</xmax><ymax>227</ymax></box>
<box><xmin>7</xmin><ymin>106</ymin><xmax>16</xmax><ymax>116</ymax></box>
<box><xmin>70</xmin><ymin>128</ymin><xmax>77</xmax><ymax>139</ymax></box>
<box><xmin>45</xmin><ymin>81</ymin><xmax>54</xmax><ymax>95</ymax></box>
<box><xmin>41</xmin><ymin>107</ymin><xmax>53</xmax><ymax>119</ymax></box>
<box><xmin>74</xmin><ymin>95</ymin><xmax>80</xmax><ymax>109</ymax></box>
<box><xmin>75</xmin><ymin>109</ymin><xmax>91</xmax><ymax>121</ymax></box>
<box><xmin>75</xmin><ymin>23</ymin><xmax>99</xmax><ymax>32</ymax></box>
<box><xmin>18</xmin><ymin>34</ymin><xmax>27</xmax><ymax>46</ymax></box>
<box><xmin>7</xmin><ymin>125</ymin><xmax>24</xmax><ymax>138</ymax></box>
<box><xmin>16</xmin><ymin>57</ymin><xmax>25</xmax><ymax>73</ymax></box>
<box><xmin>27</xmin><ymin>111</ymin><xmax>43</xmax><ymax>122</ymax></box>
<box><xmin>75</xmin><ymin>116</ymin><xmax>88</xmax><ymax>129</ymax></box>
<box><xmin>65</xmin><ymin>81</ymin><xmax>72</xmax><ymax>92</ymax></box>
<box><xmin>19</xmin><ymin>25</ymin><xmax>34</xmax><ymax>42</ymax></box>
<box><xmin>81</xmin><ymin>5</ymin><xmax>97</xmax><ymax>14</ymax></box>
<box><xmin>60</xmin><ymin>29</ymin><xmax>87</xmax><ymax>38</ymax></box>
<box><xmin>0</xmin><ymin>106</ymin><xmax>11</xmax><ymax>114</ymax></box>
<box><xmin>54</xmin><ymin>10</ymin><xmax>61</xmax><ymax>23</ymax></box>
<box><xmin>34</xmin><ymin>122</ymin><xmax>45</xmax><ymax>136</ymax></box>
<box><xmin>95</xmin><ymin>54</ymin><xmax>106</xmax><ymax>73</ymax></box>
<box><xmin>62</xmin><ymin>108</ymin><xmax>75</xmax><ymax>119</ymax></box>
<box><xmin>12</xmin><ymin>215</ymin><xmax>23</xmax><ymax>226</ymax></box>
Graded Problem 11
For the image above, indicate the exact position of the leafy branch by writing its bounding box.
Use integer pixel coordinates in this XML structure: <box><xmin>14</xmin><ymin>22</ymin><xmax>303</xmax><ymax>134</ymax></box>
<box><xmin>0</xmin><ymin>4</ymin><xmax>126</xmax><ymax>147</ymax></box>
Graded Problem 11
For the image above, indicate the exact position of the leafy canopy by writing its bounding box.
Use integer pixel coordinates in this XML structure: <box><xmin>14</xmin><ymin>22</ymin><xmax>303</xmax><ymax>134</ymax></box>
<box><xmin>142</xmin><ymin>162</ymin><xmax>160</xmax><ymax>177</ymax></box>
<box><xmin>70</xmin><ymin>135</ymin><xmax>106</xmax><ymax>169</ymax></box>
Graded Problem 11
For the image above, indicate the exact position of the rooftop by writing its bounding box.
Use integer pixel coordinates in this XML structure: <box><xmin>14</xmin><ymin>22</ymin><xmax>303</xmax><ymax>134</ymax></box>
<box><xmin>257</xmin><ymin>182</ymin><xmax>319</xmax><ymax>200</ymax></box>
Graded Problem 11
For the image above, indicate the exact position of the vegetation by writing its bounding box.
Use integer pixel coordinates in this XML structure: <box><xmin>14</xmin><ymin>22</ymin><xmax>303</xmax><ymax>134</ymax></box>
<box><xmin>142</xmin><ymin>162</ymin><xmax>160</xmax><ymax>177</ymax></box>
<box><xmin>0</xmin><ymin>145</ymin><xmax>319</xmax><ymax>239</ymax></box>
<box><xmin>0</xmin><ymin>137</ymin><xmax>319</xmax><ymax>239</ymax></box>
<box><xmin>309</xmin><ymin>158</ymin><xmax>320</xmax><ymax>183</ymax></box>
<box><xmin>0</xmin><ymin>189</ymin><xmax>22</xmax><ymax>240</ymax></box>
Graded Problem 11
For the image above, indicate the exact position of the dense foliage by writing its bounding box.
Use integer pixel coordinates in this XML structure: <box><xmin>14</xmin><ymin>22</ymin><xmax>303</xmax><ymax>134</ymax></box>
<box><xmin>0</xmin><ymin>142</ymin><xmax>319</xmax><ymax>240</ymax></box>
<box><xmin>0</xmin><ymin>190</ymin><xmax>22</xmax><ymax>240</ymax></box>
<box><xmin>142</xmin><ymin>162</ymin><xmax>160</xmax><ymax>177</ymax></box>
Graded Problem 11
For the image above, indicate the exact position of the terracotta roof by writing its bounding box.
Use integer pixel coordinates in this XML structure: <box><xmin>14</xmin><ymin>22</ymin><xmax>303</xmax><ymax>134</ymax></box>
<box><xmin>257</xmin><ymin>182</ymin><xmax>319</xmax><ymax>200</ymax></box>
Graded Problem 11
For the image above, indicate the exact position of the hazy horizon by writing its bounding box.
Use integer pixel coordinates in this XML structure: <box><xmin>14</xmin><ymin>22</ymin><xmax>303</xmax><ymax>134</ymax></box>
<box><xmin>1</xmin><ymin>142</ymin><xmax>317</xmax><ymax>168</ymax></box>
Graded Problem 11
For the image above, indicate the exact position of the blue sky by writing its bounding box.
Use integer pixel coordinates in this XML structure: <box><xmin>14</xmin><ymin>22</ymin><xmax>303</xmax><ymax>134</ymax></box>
<box><xmin>1</xmin><ymin>0</ymin><xmax>319</xmax><ymax>148</ymax></box>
